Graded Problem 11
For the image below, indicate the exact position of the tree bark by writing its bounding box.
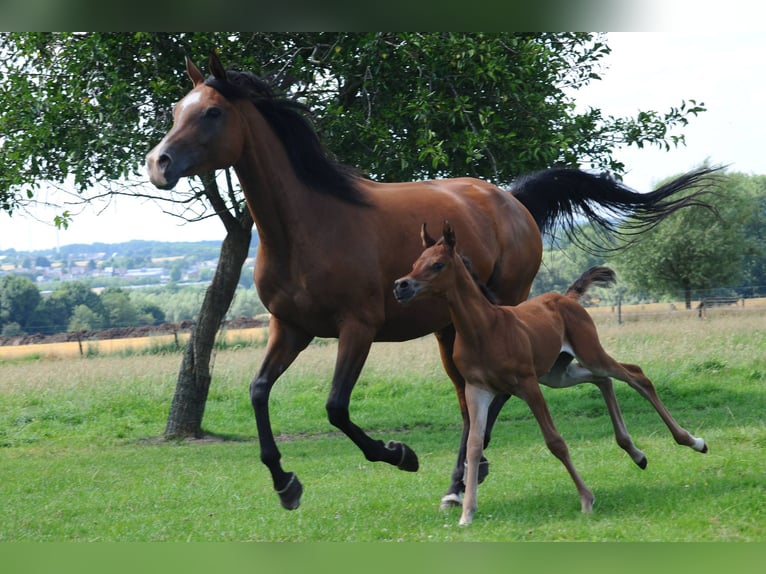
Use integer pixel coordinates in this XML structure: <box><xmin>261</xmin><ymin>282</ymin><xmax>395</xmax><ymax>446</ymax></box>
<box><xmin>164</xmin><ymin>173</ymin><xmax>253</xmax><ymax>438</ymax></box>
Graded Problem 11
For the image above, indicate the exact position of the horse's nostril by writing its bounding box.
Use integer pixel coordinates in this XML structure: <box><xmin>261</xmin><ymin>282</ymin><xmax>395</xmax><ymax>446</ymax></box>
<box><xmin>158</xmin><ymin>153</ymin><xmax>171</xmax><ymax>170</ymax></box>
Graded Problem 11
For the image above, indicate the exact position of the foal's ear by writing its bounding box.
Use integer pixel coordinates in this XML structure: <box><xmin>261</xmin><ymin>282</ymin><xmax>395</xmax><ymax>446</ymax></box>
<box><xmin>208</xmin><ymin>50</ymin><xmax>227</xmax><ymax>81</ymax></box>
<box><xmin>443</xmin><ymin>220</ymin><xmax>456</xmax><ymax>251</ymax></box>
<box><xmin>185</xmin><ymin>56</ymin><xmax>205</xmax><ymax>86</ymax></box>
<box><xmin>421</xmin><ymin>222</ymin><xmax>437</xmax><ymax>248</ymax></box>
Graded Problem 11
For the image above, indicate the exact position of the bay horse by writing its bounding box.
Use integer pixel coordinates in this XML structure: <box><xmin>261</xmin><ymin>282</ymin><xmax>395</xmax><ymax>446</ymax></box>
<box><xmin>393</xmin><ymin>222</ymin><xmax>707</xmax><ymax>524</ymax></box>
<box><xmin>146</xmin><ymin>53</ymin><xmax>718</xmax><ymax>511</ymax></box>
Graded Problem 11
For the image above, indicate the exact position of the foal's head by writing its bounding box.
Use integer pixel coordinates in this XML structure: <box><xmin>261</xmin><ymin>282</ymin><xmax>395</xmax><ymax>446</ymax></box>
<box><xmin>393</xmin><ymin>221</ymin><xmax>459</xmax><ymax>304</ymax></box>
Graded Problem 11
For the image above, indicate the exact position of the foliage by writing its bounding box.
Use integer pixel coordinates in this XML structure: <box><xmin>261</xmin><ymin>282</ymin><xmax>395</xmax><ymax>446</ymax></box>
<box><xmin>1</xmin><ymin>32</ymin><xmax>706</xmax><ymax>217</ymax></box>
<box><xmin>0</xmin><ymin>274</ymin><xmax>40</xmax><ymax>331</ymax></box>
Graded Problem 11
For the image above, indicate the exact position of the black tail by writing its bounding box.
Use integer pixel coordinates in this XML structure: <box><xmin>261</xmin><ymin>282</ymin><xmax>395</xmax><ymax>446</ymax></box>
<box><xmin>511</xmin><ymin>166</ymin><xmax>722</xmax><ymax>251</ymax></box>
<box><xmin>565</xmin><ymin>266</ymin><xmax>617</xmax><ymax>300</ymax></box>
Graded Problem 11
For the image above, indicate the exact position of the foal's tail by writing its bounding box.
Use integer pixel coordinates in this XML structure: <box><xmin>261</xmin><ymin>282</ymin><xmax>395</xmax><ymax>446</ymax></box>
<box><xmin>565</xmin><ymin>266</ymin><xmax>617</xmax><ymax>301</ymax></box>
<box><xmin>510</xmin><ymin>166</ymin><xmax>722</xmax><ymax>252</ymax></box>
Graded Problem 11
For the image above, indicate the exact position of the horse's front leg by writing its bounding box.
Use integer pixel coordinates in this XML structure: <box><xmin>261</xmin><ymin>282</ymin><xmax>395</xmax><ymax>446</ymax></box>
<box><xmin>325</xmin><ymin>321</ymin><xmax>419</xmax><ymax>472</ymax></box>
<box><xmin>435</xmin><ymin>328</ymin><xmax>505</xmax><ymax>509</ymax></box>
<box><xmin>250</xmin><ymin>317</ymin><xmax>313</xmax><ymax>510</ymax></box>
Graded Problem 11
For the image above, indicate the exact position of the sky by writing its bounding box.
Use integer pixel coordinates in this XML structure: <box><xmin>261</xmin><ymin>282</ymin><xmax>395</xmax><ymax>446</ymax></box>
<box><xmin>1</xmin><ymin>31</ymin><xmax>764</xmax><ymax>252</ymax></box>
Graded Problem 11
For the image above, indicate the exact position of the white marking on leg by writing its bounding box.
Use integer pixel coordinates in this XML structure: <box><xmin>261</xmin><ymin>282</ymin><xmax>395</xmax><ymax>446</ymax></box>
<box><xmin>691</xmin><ymin>436</ymin><xmax>706</xmax><ymax>452</ymax></box>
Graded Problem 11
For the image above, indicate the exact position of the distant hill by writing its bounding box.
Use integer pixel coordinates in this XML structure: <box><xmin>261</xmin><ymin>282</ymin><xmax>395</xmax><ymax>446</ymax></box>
<box><xmin>0</xmin><ymin>238</ymin><xmax>260</xmax><ymax>260</ymax></box>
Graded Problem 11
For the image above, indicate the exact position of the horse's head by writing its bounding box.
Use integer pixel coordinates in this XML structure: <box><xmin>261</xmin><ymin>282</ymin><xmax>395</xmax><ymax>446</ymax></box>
<box><xmin>146</xmin><ymin>54</ymin><xmax>245</xmax><ymax>190</ymax></box>
<box><xmin>393</xmin><ymin>221</ymin><xmax>458</xmax><ymax>304</ymax></box>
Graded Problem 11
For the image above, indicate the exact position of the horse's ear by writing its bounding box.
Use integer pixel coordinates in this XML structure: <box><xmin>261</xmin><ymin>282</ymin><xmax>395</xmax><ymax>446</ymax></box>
<box><xmin>443</xmin><ymin>220</ymin><xmax>456</xmax><ymax>251</ymax></box>
<box><xmin>209</xmin><ymin>50</ymin><xmax>227</xmax><ymax>81</ymax></box>
<box><xmin>421</xmin><ymin>222</ymin><xmax>436</xmax><ymax>248</ymax></box>
<box><xmin>185</xmin><ymin>56</ymin><xmax>205</xmax><ymax>86</ymax></box>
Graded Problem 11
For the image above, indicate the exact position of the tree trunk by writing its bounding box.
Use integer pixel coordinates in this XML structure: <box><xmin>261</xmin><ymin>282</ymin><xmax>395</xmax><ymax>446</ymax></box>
<box><xmin>164</xmin><ymin>209</ymin><xmax>253</xmax><ymax>438</ymax></box>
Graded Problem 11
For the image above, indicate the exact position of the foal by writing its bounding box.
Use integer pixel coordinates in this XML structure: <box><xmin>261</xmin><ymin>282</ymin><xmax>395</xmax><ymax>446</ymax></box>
<box><xmin>393</xmin><ymin>222</ymin><xmax>707</xmax><ymax>525</ymax></box>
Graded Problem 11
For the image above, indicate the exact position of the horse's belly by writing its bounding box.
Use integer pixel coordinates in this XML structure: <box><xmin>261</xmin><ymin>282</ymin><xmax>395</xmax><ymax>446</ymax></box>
<box><xmin>375</xmin><ymin>306</ymin><xmax>450</xmax><ymax>341</ymax></box>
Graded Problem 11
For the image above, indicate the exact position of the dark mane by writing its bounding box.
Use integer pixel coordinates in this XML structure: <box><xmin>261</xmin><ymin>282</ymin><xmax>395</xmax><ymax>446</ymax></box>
<box><xmin>460</xmin><ymin>254</ymin><xmax>498</xmax><ymax>304</ymax></box>
<box><xmin>205</xmin><ymin>71</ymin><xmax>369</xmax><ymax>207</ymax></box>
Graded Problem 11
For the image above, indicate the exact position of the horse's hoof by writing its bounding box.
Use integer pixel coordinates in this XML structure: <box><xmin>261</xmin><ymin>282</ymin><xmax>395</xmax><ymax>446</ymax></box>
<box><xmin>276</xmin><ymin>472</ymin><xmax>303</xmax><ymax>510</ymax></box>
<box><xmin>440</xmin><ymin>492</ymin><xmax>463</xmax><ymax>510</ymax></box>
<box><xmin>478</xmin><ymin>459</ymin><xmax>490</xmax><ymax>484</ymax></box>
<box><xmin>636</xmin><ymin>455</ymin><xmax>648</xmax><ymax>470</ymax></box>
<box><xmin>387</xmin><ymin>440</ymin><xmax>419</xmax><ymax>472</ymax></box>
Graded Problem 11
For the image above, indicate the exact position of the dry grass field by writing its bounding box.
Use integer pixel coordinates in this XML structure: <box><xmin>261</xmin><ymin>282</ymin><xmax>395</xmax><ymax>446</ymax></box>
<box><xmin>2</xmin><ymin>296</ymin><xmax>764</xmax><ymax>361</ymax></box>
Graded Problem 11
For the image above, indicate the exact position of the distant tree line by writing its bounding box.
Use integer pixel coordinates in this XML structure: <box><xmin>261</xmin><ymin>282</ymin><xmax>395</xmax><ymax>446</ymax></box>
<box><xmin>0</xmin><ymin>278</ymin><xmax>265</xmax><ymax>337</ymax></box>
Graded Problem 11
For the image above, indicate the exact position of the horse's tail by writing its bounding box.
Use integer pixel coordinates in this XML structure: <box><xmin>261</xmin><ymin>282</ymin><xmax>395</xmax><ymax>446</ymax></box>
<box><xmin>510</xmin><ymin>166</ymin><xmax>722</xmax><ymax>251</ymax></box>
<box><xmin>565</xmin><ymin>266</ymin><xmax>616</xmax><ymax>301</ymax></box>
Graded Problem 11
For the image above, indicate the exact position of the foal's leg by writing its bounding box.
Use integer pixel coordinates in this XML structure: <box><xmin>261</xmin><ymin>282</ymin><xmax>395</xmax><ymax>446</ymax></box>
<box><xmin>325</xmin><ymin>320</ymin><xmax>419</xmax><ymax>471</ymax></box>
<box><xmin>251</xmin><ymin>317</ymin><xmax>314</xmax><ymax>510</ymax></box>
<box><xmin>460</xmin><ymin>384</ymin><xmax>495</xmax><ymax>525</ymax></box>
<box><xmin>435</xmin><ymin>327</ymin><xmax>502</xmax><ymax>508</ymax></box>
<box><xmin>540</xmin><ymin>356</ymin><xmax>648</xmax><ymax>468</ymax></box>
<box><xmin>518</xmin><ymin>376</ymin><xmax>595</xmax><ymax>513</ymax></box>
<box><xmin>567</xmin><ymin>313</ymin><xmax>707</xmax><ymax>454</ymax></box>
<box><xmin>587</xmin><ymin>358</ymin><xmax>708</xmax><ymax>453</ymax></box>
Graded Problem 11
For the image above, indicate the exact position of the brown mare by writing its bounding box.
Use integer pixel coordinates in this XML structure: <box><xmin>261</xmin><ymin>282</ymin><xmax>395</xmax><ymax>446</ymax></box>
<box><xmin>146</xmin><ymin>54</ymin><xmax>717</xmax><ymax>511</ymax></box>
<box><xmin>394</xmin><ymin>222</ymin><xmax>707</xmax><ymax>524</ymax></box>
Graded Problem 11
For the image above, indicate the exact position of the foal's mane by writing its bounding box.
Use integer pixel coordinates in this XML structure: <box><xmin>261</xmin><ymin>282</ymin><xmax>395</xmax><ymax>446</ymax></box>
<box><xmin>459</xmin><ymin>254</ymin><xmax>498</xmax><ymax>304</ymax></box>
<box><xmin>205</xmin><ymin>70</ymin><xmax>369</xmax><ymax>206</ymax></box>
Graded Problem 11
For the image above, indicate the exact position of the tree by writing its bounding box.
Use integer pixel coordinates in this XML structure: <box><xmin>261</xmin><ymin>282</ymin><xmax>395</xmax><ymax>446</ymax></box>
<box><xmin>732</xmin><ymin>174</ymin><xmax>766</xmax><ymax>294</ymax></box>
<box><xmin>0</xmin><ymin>274</ymin><xmax>41</xmax><ymax>334</ymax></box>
<box><xmin>0</xmin><ymin>33</ymin><xmax>707</xmax><ymax>437</ymax></box>
<box><xmin>32</xmin><ymin>280</ymin><xmax>103</xmax><ymax>334</ymax></box>
<box><xmin>611</xmin><ymin>170</ymin><xmax>762</xmax><ymax>308</ymax></box>
<box><xmin>68</xmin><ymin>304</ymin><xmax>103</xmax><ymax>331</ymax></box>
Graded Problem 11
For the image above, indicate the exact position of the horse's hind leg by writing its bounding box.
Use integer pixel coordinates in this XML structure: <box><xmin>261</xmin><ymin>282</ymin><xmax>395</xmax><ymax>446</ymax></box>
<box><xmin>251</xmin><ymin>317</ymin><xmax>314</xmax><ymax>510</ymax></box>
<box><xmin>435</xmin><ymin>327</ymin><xmax>502</xmax><ymax>508</ymax></box>
<box><xmin>518</xmin><ymin>377</ymin><xmax>594</xmax><ymax>513</ymax></box>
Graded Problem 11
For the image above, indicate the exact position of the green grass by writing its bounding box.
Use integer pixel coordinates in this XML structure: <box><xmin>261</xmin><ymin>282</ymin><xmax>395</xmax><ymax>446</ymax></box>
<box><xmin>0</xmin><ymin>312</ymin><xmax>764</xmax><ymax>541</ymax></box>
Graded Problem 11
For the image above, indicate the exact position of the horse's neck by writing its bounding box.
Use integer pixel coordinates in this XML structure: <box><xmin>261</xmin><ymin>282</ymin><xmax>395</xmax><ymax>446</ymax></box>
<box><xmin>445</xmin><ymin>261</ymin><xmax>499</xmax><ymax>347</ymax></box>
<box><xmin>231</xmin><ymin>104</ymin><xmax>320</xmax><ymax>253</ymax></box>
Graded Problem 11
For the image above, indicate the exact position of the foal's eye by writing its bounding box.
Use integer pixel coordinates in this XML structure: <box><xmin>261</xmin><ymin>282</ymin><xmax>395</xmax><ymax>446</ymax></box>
<box><xmin>431</xmin><ymin>262</ymin><xmax>445</xmax><ymax>271</ymax></box>
<box><xmin>205</xmin><ymin>107</ymin><xmax>222</xmax><ymax>119</ymax></box>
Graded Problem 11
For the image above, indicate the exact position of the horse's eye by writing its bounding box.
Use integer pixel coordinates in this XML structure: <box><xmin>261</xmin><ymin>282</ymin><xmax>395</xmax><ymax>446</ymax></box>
<box><xmin>205</xmin><ymin>107</ymin><xmax>222</xmax><ymax>118</ymax></box>
<box><xmin>431</xmin><ymin>262</ymin><xmax>445</xmax><ymax>271</ymax></box>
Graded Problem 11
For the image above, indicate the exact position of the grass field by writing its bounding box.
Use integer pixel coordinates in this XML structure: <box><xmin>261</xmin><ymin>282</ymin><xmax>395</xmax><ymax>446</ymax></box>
<box><xmin>0</xmin><ymin>309</ymin><xmax>764</xmax><ymax>541</ymax></box>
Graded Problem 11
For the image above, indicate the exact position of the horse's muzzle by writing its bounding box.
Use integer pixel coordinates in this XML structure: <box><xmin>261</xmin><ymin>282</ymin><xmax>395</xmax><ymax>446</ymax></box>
<box><xmin>146</xmin><ymin>148</ymin><xmax>180</xmax><ymax>190</ymax></box>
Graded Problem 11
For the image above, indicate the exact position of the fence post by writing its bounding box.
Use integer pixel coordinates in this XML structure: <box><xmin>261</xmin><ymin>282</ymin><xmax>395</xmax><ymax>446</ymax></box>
<box><xmin>617</xmin><ymin>293</ymin><xmax>622</xmax><ymax>325</ymax></box>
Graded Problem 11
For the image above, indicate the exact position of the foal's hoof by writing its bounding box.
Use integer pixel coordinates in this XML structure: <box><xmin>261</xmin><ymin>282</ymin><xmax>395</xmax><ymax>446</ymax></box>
<box><xmin>636</xmin><ymin>455</ymin><xmax>648</xmax><ymax>470</ymax></box>
<box><xmin>387</xmin><ymin>440</ymin><xmax>419</xmax><ymax>472</ymax></box>
<box><xmin>276</xmin><ymin>472</ymin><xmax>303</xmax><ymax>510</ymax></box>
